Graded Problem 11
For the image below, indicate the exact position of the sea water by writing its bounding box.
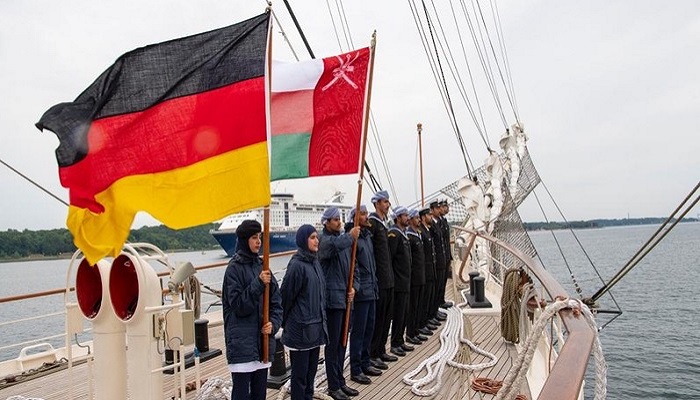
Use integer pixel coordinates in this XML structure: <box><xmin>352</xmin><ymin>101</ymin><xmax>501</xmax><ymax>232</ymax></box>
<box><xmin>1</xmin><ymin>223</ymin><xmax>698</xmax><ymax>399</ymax></box>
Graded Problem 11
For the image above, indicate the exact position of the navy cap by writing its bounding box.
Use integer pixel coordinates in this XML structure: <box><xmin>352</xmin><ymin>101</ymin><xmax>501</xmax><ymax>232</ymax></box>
<box><xmin>371</xmin><ymin>190</ymin><xmax>390</xmax><ymax>203</ymax></box>
<box><xmin>321</xmin><ymin>207</ymin><xmax>340</xmax><ymax>224</ymax></box>
<box><xmin>408</xmin><ymin>209</ymin><xmax>419</xmax><ymax>219</ymax></box>
<box><xmin>419</xmin><ymin>207</ymin><xmax>431</xmax><ymax>217</ymax></box>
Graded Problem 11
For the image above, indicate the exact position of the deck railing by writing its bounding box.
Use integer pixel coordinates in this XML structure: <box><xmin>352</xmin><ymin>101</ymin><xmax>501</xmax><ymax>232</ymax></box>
<box><xmin>453</xmin><ymin>226</ymin><xmax>595</xmax><ymax>400</ymax></box>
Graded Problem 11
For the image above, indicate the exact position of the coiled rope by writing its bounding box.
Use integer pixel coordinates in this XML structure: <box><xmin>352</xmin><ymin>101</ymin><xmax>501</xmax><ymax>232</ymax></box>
<box><xmin>195</xmin><ymin>377</ymin><xmax>231</xmax><ymax>400</ymax></box>
<box><xmin>501</xmin><ymin>268</ymin><xmax>522</xmax><ymax>343</ymax></box>
<box><xmin>402</xmin><ymin>303</ymin><xmax>498</xmax><ymax>396</ymax></box>
<box><xmin>494</xmin><ymin>298</ymin><xmax>607</xmax><ymax>400</ymax></box>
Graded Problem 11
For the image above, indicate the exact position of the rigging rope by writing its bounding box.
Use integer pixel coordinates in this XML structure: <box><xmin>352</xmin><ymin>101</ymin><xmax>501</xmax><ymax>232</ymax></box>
<box><xmin>589</xmin><ymin>180</ymin><xmax>700</xmax><ymax>303</ymax></box>
<box><xmin>419</xmin><ymin>0</ymin><xmax>474</xmax><ymax>177</ymax></box>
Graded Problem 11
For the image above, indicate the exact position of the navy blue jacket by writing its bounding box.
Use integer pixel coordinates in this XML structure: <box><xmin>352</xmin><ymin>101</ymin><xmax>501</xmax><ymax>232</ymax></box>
<box><xmin>421</xmin><ymin>223</ymin><xmax>437</xmax><ymax>282</ymax></box>
<box><xmin>407</xmin><ymin>227</ymin><xmax>426</xmax><ymax>286</ymax></box>
<box><xmin>388</xmin><ymin>226</ymin><xmax>412</xmax><ymax>293</ymax></box>
<box><xmin>222</xmin><ymin>249</ymin><xmax>282</xmax><ymax>364</ymax></box>
<box><xmin>319</xmin><ymin>227</ymin><xmax>360</xmax><ymax>310</ymax></box>
<box><xmin>430</xmin><ymin>218</ymin><xmax>446</xmax><ymax>271</ymax></box>
<box><xmin>440</xmin><ymin>216</ymin><xmax>453</xmax><ymax>265</ymax></box>
<box><xmin>280</xmin><ymin>249</ymin><xmax>328</xmax><ymax>349</ymax></box>
<box><xmin>367</xmin><ymin>213</ymin><xmax>394</xmax><ymax>289</ymax></box>
<box><xmin>345</xmin><ymin>222</ymin><xmax>378</xmax><ymax>302</ymax></box>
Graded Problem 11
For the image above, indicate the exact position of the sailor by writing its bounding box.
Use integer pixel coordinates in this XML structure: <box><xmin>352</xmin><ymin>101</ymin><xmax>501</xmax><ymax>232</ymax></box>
<box><xmin>419</xmin><ymin>207</ymin><xmax>440</xmax><ymax>336</ymax></box>
<box><xmin>387</xmin><ymin>206</ymin><xmax>413</xmax><ymax>356</ymax></box>
<box><xmin>280</xmin><ymin>225</ymin><xmax>328</xmax><ymax>400</ymax></box>
<box><xmin>346</xmin><ymin>205</ymin><xmax>381</xmax><ymax>385</ymax></box>
<box><xmin>318</xmin><ymin>207</ymin><xmax>360</xmax><ymax>400</ymax></box>
<box><xmin>222</xmin><ymin>220</ymin><xmax>283</xmax><ymax>400</ymax></box>
<box><xmin>367</xmin><ymin>189</ymin><xmax>398</xmax><ymax>369</ymax></box>
<box><xmin>438</xmin><ymin>200</ymin><xmax>454</xmax><ymax>309</ymax></box>
<box><xmin>429</xmin><ymin>201</ymin><xmax>448</xmax><ymax>323</ymax></box>
<box><xmin>405</xmin><ymin>209</ymin><xmax>428</xmax><ymax>345</ymax></box>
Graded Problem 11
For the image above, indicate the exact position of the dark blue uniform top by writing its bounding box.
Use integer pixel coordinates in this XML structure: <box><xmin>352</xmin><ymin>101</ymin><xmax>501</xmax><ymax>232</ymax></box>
<box><xmin>319</xmin><ymin>227</ymin><xmax>360</xmax><ymax>309</ymax></box>
<box><xmin>222</xmin><ymin>249</ymin><xmax>283</xmax><ymax>364</ymax></box>
<box><xmin>367</xmin><ymin>213</ymin><xmax>394</xmax><ymax>289</ymax></box>
<box><xmin>345</xmin><ymin>222</ymin><xmax>378</xmax><ymax>302</ymax></box>
<box><xmin>280</xmin><ymin>248</ymin><xmax>329</xmax><ymax>350</ymax></box>
<box><xmin>421</xmin><ymin>223</ymin><xmax>437</xmax><ymax>282</ymax></box>
<box><xmin>388</xmin><ymin>226</ymin><xmax>412</xmax><ymax>293</ymax></box>
<box><xmin>406</xmin><ymin>227</ymin><xmax>426</xmax><ymax>286</ymax></box>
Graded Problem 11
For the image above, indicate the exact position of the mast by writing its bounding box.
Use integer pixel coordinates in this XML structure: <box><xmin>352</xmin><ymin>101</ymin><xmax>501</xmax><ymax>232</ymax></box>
<box><xmin>417</xmin><ymin>122</ymin><xmax>424</xmax><ymax>207</ymax></box>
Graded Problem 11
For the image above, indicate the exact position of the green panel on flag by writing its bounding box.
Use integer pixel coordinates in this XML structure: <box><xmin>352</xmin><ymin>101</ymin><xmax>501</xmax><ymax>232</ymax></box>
<box><xmin>271</xmin><ymin>133</ymin><xmax>311</xmax><ymax>181</ymax></box>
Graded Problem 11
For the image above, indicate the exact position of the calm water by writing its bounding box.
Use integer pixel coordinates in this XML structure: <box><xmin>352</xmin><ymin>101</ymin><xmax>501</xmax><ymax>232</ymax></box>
<box><xmin>529</xmin><ymin>222</ymin><xmax>700</xmax><ymax>400</ymax></box>
<box><xmin>1</xmin><ymin>223</ymin><xmax>698</xmax><ymax>399</ymax></box>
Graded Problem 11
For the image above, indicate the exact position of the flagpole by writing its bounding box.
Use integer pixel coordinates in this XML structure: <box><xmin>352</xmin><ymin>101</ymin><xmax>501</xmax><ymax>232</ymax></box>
<box><xmin>261</xmin><ymin>7</ymin><xmax>273</xmax><ymax>364</ymax></box>
<box><xmin>342</xmin><ymin>32</ymin><xmax>377</xmax><ymax>347</ymax></box>
<box><xmin>262</xmin><ymin>207</ymin><xmax>270</xmax><ymax>363</ymax></box>
<box><xmin>418</xmin><ymin>122</ymin><xmax>424</xmax><ymax>207</ymax></box>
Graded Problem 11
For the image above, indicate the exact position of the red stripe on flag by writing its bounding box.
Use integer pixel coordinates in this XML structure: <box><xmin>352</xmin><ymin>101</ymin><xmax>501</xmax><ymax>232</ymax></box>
<box><xmin>309</xmin><ymin>48</ymin><xmax>370</xmax><ymax>177</ymax></box>
<box><xmin>61</xmin><ymin>77</ymin><xmax>266</xmax><ymax>212</ymax></box>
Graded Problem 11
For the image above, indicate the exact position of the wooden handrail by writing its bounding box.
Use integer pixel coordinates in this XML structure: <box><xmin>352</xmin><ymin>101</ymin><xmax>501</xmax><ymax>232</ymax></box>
<box><xmin>452</xmin><ymin>226</ymin><xmax>595</xmax><ymax>400</ymax></box>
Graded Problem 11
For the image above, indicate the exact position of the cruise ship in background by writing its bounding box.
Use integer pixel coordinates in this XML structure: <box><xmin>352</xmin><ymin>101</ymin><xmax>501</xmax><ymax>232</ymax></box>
<box><xmin>210</xmin><ymin>192</ymin><xmax>353</xmax><ymax>256</ymax></box>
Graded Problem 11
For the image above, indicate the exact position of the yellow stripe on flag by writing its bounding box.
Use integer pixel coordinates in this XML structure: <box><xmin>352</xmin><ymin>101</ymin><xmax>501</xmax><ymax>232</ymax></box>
<box><xmin>68</xmin><ymin>142</ymin><xmax>270</xmax><ymax>263</ymax></box>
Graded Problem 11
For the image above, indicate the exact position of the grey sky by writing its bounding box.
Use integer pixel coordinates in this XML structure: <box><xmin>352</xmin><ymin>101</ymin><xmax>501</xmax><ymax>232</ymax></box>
<box><xmin>1</xmin><ymin>0</ymin><xmax>698</xmax><ymax>231</ymax></box>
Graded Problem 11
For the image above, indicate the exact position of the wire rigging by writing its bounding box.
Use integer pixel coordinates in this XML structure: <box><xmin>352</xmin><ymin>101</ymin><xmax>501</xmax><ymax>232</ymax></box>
<box><xmin>589</xmin><ymin>181</ymin><xmax>700</xmax><ymax>303</ymax></box>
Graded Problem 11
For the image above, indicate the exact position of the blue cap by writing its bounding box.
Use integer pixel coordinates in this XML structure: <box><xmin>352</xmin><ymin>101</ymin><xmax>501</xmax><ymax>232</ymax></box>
<box><xmin>321</xmin><ymin>207</ymin><xmax>340</xmax><ymax>224</ymax></box>
<box><xmin>392</xmin><ymin>206</ymin><xmax>408</xmax><ymax>220</ymax></box>
<box><xmin>408</xmin><ymin>209</ymin><xmax>419</xmax><ymax>219</ymax></box>
<box><xmin>419</xmin><ymin>207</ymin><xmax>431</xmax><ymax>217</ymax></box>
<box><xmin>348</xmin><ymin>204</ymin><xmax>367</xmax><ymax>221</ymax></box>
<box><xmin>371</xmin><ymin>190</ymin><xmax>390</xmax><ymax>203</ymax></box>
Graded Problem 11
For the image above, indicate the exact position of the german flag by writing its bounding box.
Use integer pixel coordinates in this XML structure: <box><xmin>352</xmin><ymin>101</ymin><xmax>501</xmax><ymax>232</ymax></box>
<box><xmin>36</xmin><ymin>13</ymin><xmax>271</xmax><ymax>264</ymax></box>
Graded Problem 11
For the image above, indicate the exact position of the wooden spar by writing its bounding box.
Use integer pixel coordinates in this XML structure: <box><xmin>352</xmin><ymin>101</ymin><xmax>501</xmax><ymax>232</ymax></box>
<box><xmin>417</xmin><ymin>123</ymin><xmax>424</xmax><ymax>207</ymax></box>
<box><xmin>342</xmin><ymin>32</ymin><xmax>377</xmax><ymax>347</ymax></box>
<box><xmin>262</xmin><ymin>207</ymin><xmax>271</xmax><ymax>363</ymax></box>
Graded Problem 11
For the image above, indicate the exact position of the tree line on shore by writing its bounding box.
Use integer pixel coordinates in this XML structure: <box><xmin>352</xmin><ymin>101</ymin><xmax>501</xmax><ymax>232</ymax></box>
<box><xmin>1</xmin><ymin>217</ymin><xmax>696</xmax><ymax>260</ymax></box>
<box><xmin>0</xmin><ymin>223</ymin><xmax>219</xmax><ymax>259</ymax></box>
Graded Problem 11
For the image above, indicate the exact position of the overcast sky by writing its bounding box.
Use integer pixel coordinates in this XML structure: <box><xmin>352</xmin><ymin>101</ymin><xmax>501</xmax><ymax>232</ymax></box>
<box><xmin>1</xmin><ymin>0</ymin><xmax>698</xmax><ymax>231</ymax></box>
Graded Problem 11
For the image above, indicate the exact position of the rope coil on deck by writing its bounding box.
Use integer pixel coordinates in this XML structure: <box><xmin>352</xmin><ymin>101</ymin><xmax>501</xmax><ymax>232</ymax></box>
<box><xmin>494</xmin><ymin>298</ymin><xmax>607</xmax><ymax>400</ymax></box>
<box><xmin>401</xmin><ymin>303</ymin><xmax>498</xmax><ymax>396</ymax></box>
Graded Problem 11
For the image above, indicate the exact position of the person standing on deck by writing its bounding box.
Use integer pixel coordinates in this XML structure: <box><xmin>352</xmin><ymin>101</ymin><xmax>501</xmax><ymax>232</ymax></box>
<box><xmin>419</xmin><ymin>207</ymin><xmax>439</xmax><ymax>337</ymax></box>
<box><xmin>405</xmin><ymin>209</ymin><xmax>428</xmax><ymax>345</ymax></box>
<box><xmin>367</xmin><ymin>190</ymin><xmax>398</xmax><ymax>370</ymax></box>
<box><xmin>438</xmin><ymin>199</ymin><xmax>454</xmax><ymax>308</ymax></box>
<box><xmin>222</xmin><ymin>220</ymin><xmax>283</xmax><ymax>400</ymax></box>
<box><xmin>346</xmin><ymin>205</ymin><xmax>381</xmax><ymax>385</ymax></box>
<box><xmin>387</xmin><ymin>206</ymin><xmax>413</xmax><ymax>356</ymax></box>
<box><xmin>429</xmin><ymin>201</ymin><xmax>448</xmax><ymax>323</ymax></box>
<box><xmin>281</xmin><ymin>225</ymin><xmax>328</xmax><ymax>400</ymax></box>
<box><xmin>318</xmin><ymin>207</ymin><xmax>360</xmax><ymax>400</ymax></box>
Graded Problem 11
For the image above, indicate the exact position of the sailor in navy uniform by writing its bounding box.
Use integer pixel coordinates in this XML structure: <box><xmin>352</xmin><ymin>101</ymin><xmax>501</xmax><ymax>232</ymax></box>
<box><xmin>429</xmin><ymin>201</ymin><xmax>447</xmax><ymax>323</ymax></box>
<box><xmin>438</xmin><ymin>199</ymin><xmax>454</xmax><ymax>309</ymax></box>
<box><xmin>387</xmin><ymin>206</ymin><xmax>413</xmax><ymax>357</ymax></box>
<box><xmin>405</xmin><ymin>209</ymin><xmax>428</xmax><ymax>345</ymax></box>
<box><xmin>367</xmin><ymin>190</ymin><xmax>398</xmax><ymax>369</ymax></box>
<box><xmin>419</xmin><ymin>207</ymin><xmax>440</xmax><ymax>335</ymax></box>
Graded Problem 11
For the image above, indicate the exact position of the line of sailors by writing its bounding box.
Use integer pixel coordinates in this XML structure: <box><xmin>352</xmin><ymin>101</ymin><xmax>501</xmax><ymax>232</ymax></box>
<box><xmin>222</xmin><ymin>190</ymin><xmax>453</xmax><ymax>400</ymax></box>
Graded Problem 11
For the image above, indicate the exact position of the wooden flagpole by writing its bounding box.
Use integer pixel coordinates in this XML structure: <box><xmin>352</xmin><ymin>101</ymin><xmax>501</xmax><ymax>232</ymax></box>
<box><xmin>418</xmin><ymin>123</ymin><xmax>424</xmax><ymax>207</ymax></box>
<box><xmin>262</xmin><ymin>207</ymin><xmax>271</xmax><ymax>362</ymax></box>
<box><xmin>261</xmin><ymin>8</ymin><xmax>273</xmax><ymax>363</ymax></box>
<box><xmin>342</xmin><ymin>32</ymin><xmax>377</xmax><ymax>347</ymax></box>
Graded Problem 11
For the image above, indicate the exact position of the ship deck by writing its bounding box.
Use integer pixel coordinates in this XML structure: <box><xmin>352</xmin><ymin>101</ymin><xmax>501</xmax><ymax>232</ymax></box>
<box><xmin>1</xmin><ymin>285</ymin><xmax>528</xmax><ymax>400</ymax></box>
